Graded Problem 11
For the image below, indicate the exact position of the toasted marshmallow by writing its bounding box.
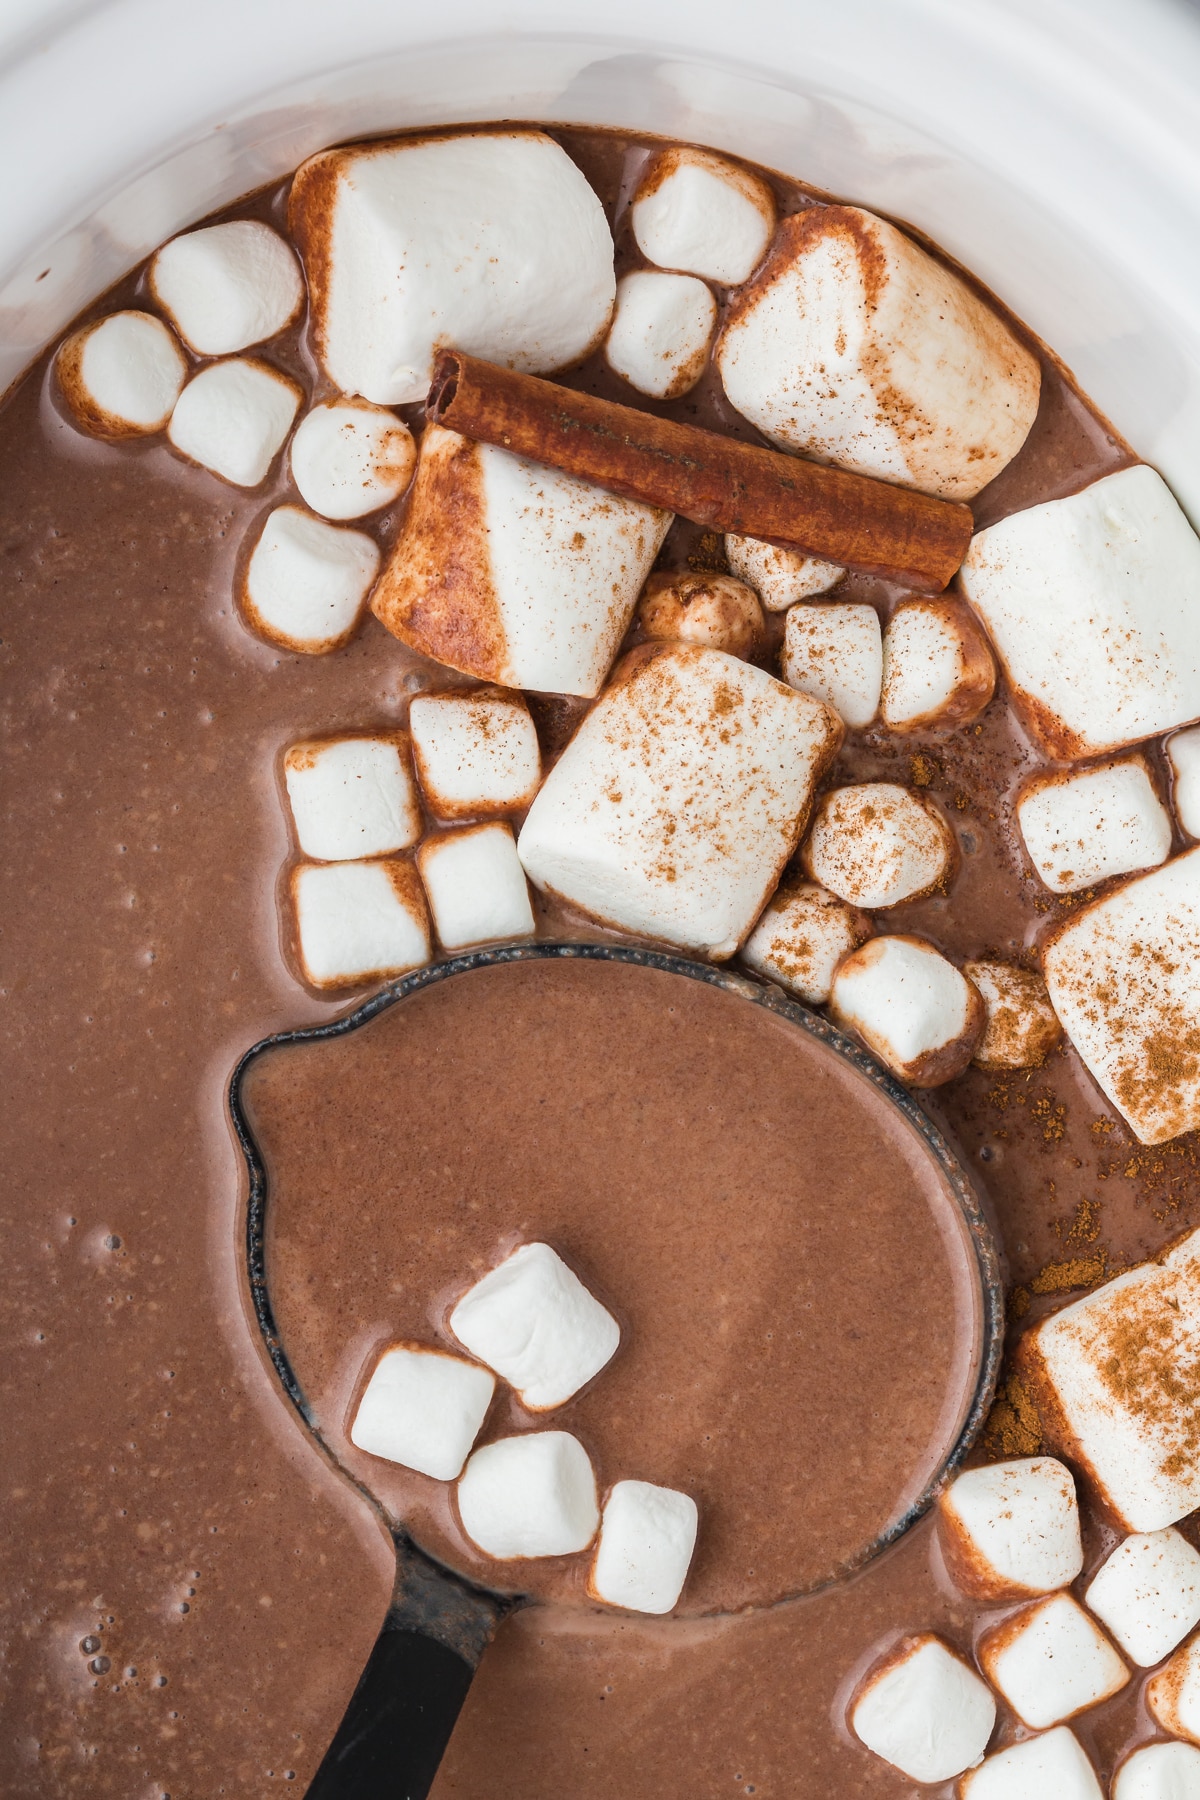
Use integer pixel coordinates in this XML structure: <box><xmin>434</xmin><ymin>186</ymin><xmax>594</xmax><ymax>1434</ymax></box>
<box><xmin>959</xmin><ymin>1727</ymin><xmax>1103</xmax><ymax>1800</ymax></box>
<box><xmin>290</xmin><ymin>130</ymin><xmax>614</xmax><ymax>405</ymax></box>
<box><xmin>716</xmin><ymin>206</ymin><xmax>1039</xmax><ymax>501</ymax></box>
<box><xmin>57</xmin><ymin>310</ymin><xmax>187</xmax><ymax>437</ymax></box>
<box><xmin>830</xmin><ymin>935</ymin><xmax>983</xmax><ymax>1086</ymax></box>
<box><xmin>372</xmin><ymin>425</ymin><xmax>669</xmax><ymax>698</ymax></box>
<box><xmin>349</xmin><ymin>1342</ymin><xmax>495</xmax><ymax>1481</ymax></box>
<box><xmin>242</xmin><ymin>506</ymin><xmax>380</xmax><ymax>655</ymax></box>
<box><xmin>605</xmin><ymin>270</ymin><xmax>716</xmax><ymax>399</ymax></box>
<box><xmin>150</xmin><ymin>220</ymin><xmax>303</xmax><ymax>356</ymax></box>
<box><xmin>1086</xmin><ymin>1528</ymin><xmax>1200</xmax><ymax>1667</ymax></box>
<box><xmin>456</xmin><ymin>1430</ymin><xmax>599</xmax><ymax>1560</ymax></box>
<box><xmin>417</xmin><ymin>822</ymin><xmax>535</xmax><ymax>951</ymax></box>
<box><xmin>1041</xmin><ymin>847</ymin><xmax>1200</xmax><ymax>1144</ymax></box>
<box><xmin>631</xmin><ymin>147</ymin><xmax>776</xmax><ymax>286</ymax></box>
<box><xmin>960</xmin><ymin>466</ymin><xmax>1200</xmax><ymax>757</ymax></box>
<box><xmin>290</xmin><ymin>399</ymin><xmax>416</xmax><ymax>520</ymax></box>
<box><xmin>290</xmin><ymin>858</ymin><xmax>430</xmax><ymax>990</ymax></box>
<box><xmin>782</xmin><ymin>602</ymin><xmax>883</xmax><ymax>729</ymax></box>
<box><xmin>449</xmin><ymin>1242</ymin><xmax>619</xmax><ymax>1411</ymax></box>
<box><xmin>803</xmin><ymin>783</ymin><xmax>958</xmax><ymax>909</ymax></box>
<box><xmin>978</xmin><ymin>1591</ymin><xmax>1128</xmax><ymax>1729</ymax></box>
<box><xmin>168</xmin><ymin>358</ymin><xmax>300</xmax><ymax>487</ymax></box>
<box><xmin>938</xmin><ymin>1457</ymin><xmax>1083</xmax><ymax>1602</ymax></box>
<box><xmin>636</xmin><ymin>572</ymin><xmax>765</xmax><ymax>660</ymax></box>
<box><xmin>1018</xmin><ymin>758</ymin><xmax>1172</xmax><ymax>894</ymax></box>
<box><xmin>1016</xmin><ymin>1226</ymin><xmax>1200</xmax><ymax>1531</ymax></box>
<box><xmin>850</xmin><ymin>1634</ymin><xmax>995</xmax><ymax>1784</ymax></box>
<box><xmin>741</xmin><ymin>880</ymin><xmax>871</xmax><ymax>1005</ymax></box>
<box><xmin>964</xmin><ymin>961</ymin><xmax>1063</xmax><ymax>1071</ymax></box>
<box><xmin>1170</xmin><ymin>727</ymin><xmax>1200</xmax><ymax>839</ymax></box>
<box><xmin>283</xmin><ymin>735</ymin><xmax>421</xmax><ymax>861</ymax></box>
<box><xmin>518</xmin><ymin>644</ymin><xmax>842</xmax><ymax>958</ymax></box>
<box><xmin>1114</xmin><ymin>1743</ymin><xmax>1200</xmax><ymax>1800</ymax></box>
<box><xmin>1148</xmin><ymin>1636</ymin><xmax>1200</xmax><ymax>1744</ymax></box>
<box><xmin>408</xmin><ymin>688</ymin><xmax>540</xmax><ymax>820</ymax></box>
<box><xmin>880</xmin><ymin>598</ymin><xmax>996</xmax><ymax>732</ymax></box>
<box><xmin>589</xmin><ymin>1480</ymin><xmax>698</xmax><ymax>1615</ymax></box>
<box><xmin>724</xmin><ymin>534</ymin><xmax>842</xmax><ymax>610</ymax></box>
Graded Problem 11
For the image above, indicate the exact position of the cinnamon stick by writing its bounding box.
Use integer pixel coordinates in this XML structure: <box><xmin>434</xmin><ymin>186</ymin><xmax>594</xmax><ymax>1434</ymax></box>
<box><xmin>426</xmin><ymin>350</ymin><xmax>974</xmax><ymax>593</ymax></box>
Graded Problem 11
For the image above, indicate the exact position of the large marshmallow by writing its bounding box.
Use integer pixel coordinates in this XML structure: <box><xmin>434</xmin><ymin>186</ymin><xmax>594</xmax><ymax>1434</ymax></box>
<box><xmin>291</xmin><ymin>858</ymin><xmax>430</xmax><ymax>990</ymax></box>
<box><xmin>517</xmin><ymin>644</ymin><xmax>842</xmax><ymax>958</ymax></box>
<box><xmin>716</xmin><ymin>206</ymin><xmax>1039</xmax><ymax>501</ymax></box>
<box><xmin>1114</xmin><ymin>1743</ymin><xmax>1200</xmax><ymax>1800</ymax></box>
<box><xmin>850</xmin><ymin>1634</ymin><xmax>995</xmax><ymax>1785</ymax></box>
<box><xmin>242</xmin><ymin>506</ymin><xmax>380</xmax><ymax>655</ymax></box>
<box><xmin>409</xmin><ymin>689</ymin><xmax>541</xmax><ymax>820</ymax></box>
<box><xmin>456</xmin><ymin>1431</ymin><xmax>599</xmax><ymax>1560</ymax></box>
<box><xmin>1086</xmin><ymin>1528</ymin><xmax>1200</xmax><ymax>1667</ymax></box>
<box><xmin>1042</xmin><ymin>847</ymin><xmax>1200</xmax><ymax>1144</ymax></box>
<box><xmin>803</xmin><ymin>782</ymin><xmax>958</xmax><ymax>909</ymax></box>
<box><xmin>349</xmin><ymin>1343</ymin><xmax>495</xmax><ymax>1481</ymax></box>
<box><xmin>830</xmin><ymin>935</ymin><xmax>984</xmax><ymax>1086</ymax></box>
<box><xmin>636</xmin><ymin>573</ymin><xmax>765</xmax><ymax>661</ymax></box>
<box><xmin>725</xmin><ymin>533</ymin><xmax>842</xmax><ymax>610</ymax></box>
<box><xmin>782</xmin><ymin>602</ymin><xmax>883</xmax><ymax>729</ymax></box>
<box><xmin>1148</xmin><ymin>1636</ymin><xmax>1200</xmax><ymax>1744</ymax></box>
<box><xmin>589</xmin><ymin>1480</ymin><xmax>699</xmax><ymax>1615</ymax></box>
<box><xmin>371</xmin><ymin>425</ymin><xmax>670</xmax><ymax>698</ymax></box>
<box><xmin>150</xmin><ymin>220</ymin><xmax>303</xmax><ymax>356</ymax></box>
<box><xmin>283</xmin><ymin>735</ymin><xmax>421</xmax><ymax>861</ymax></box>
<box><xmin>978</xmin><ymin>1591</ymin><xmax>1129</xmax><ymax>1728</ymax></box>
<box><xmin>449</xmin><ymin>1242</ymin><xmax>619</xmax><ymax>1411</ymax></box>
<box><xmin>290</xmin><ymin>130</ymin><xmax>615</xmax><ymax>405</ymax></box>
<box><xmin>960</xmin><ymin>466</ymin><xmax>1200</xmax><ymax>758</ymax></box>
<box><xmin>168</xmin><ymin>358</ymin><xmax>300</xmax><ymax>487</ymax></box>
<box><xmin>959</xmin><ymin>1727</ymin><xmax>1104</xmax><ymax>1800</ymax></box>
<box><xmin>605</xmin><ymin>271</ymin><xmax>716</xmax><ymax>399</ymax></box>
<box><xmin>741</xmin><ymin>880</ymin><xmax>872</xmax><ymax>1005</ymax></box>
<box><xmin>938</xmin><ymin>1457</ymin><xmax>1083</xmax><ymax>1602</ymax></box>
<box><xmin>57</xmin><ymin>310</ymin><xmax>187</xmax><ymax>436</ymax></box>
<box><xmin>964</xmin><ymin>961</ymin><xmax>1063</xmax><ymax>1071</ymax></box>
<box><xmin>880</xmin><ymin>598</ymin><xmax>996</xmax><ymax>732</ymax></box>
<box><xmin>1017</xmin><ymin>758</ymin><xmax>1173</xmax><ymax>894</ymax></box>
<box><xmin>1016</xmin><ymin>1225</ymin><xmax>1200</xmax><ymax>1531</ymax></box>
<box><xmin>290</xmin><ymin>400</ymin><xmax>416</xmax><ymax>520</ymax></box>
<box><xmin>1170</xmin><ymin>727</ymin><xmax>1200</xmax><ymax>839</ymax></box>
<box><xmin>417</xmin><ymin>822</ymin><xmax>536</xmax><ymax>951</ymax></box>
<box><xmin>631</xmin><ymin>146</ymin><xmax>776</xmax><ymax>286</ymax></box>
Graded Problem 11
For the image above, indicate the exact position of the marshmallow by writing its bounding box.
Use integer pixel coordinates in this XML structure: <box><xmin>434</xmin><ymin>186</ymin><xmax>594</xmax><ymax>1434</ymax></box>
<box><xmin>978</xmin><ymin>1591</ymin><xmax>1129</xmax><ymax>1728</ymax></box>
<box><xmin>1170</xmin><ymin>727</ymin><xmax>1200</xmax><ymax>839</ymax></box>
<box><xmin>456</xmin><ymin>1430</ymin><xmax>600</xmax><ymax>1560</ymax></box>
<box><xmin>450</xmin><ymin>1242</ymin><xmax>619</xmax><ymax>1410</ymax></box>
<box><xmin>802</xmin><ymin>782</ymin><xmax>958</xmax><ymax>909</ymax></box>
<box><xmin>1149</xmin><ymin>1636</ymin><xmax>1200</xmax><ymax>1744</ymax></box>
<box><xmin>850</xmin><ymin>1634</ymin><xmax>995</xmax><ymax>1784</ymax></box>
<box><xmin>1041</xmin><ymin>847</ymin><xmax>1200</xmax><ymax>1144</ymax></box>
<box><xmin>740</xmin><ymin>880</ymin><xmax>872</xmax><ymax>1005</ymax></box>
<box><xmin>518</xmin><ymin>644</ymin><xmax>842</xmax><ymax>958</ymax></box>
<box><xmin>290</xmin><ymin>858</ymin><xmax>430</xmax><ymax>990</ymax></box>
<box><xmin>290</xmin><ymin>130</ymin><xmax>615</xmax><ymax>405</ymax></box>
<box><xmin>168</xmin><ymin>358</ymin><xmax>300</xmax><ymax>487</ymax></box>
<box><xmin>417</xmin><ymin>822</ymin><xmax>535</xmax><ymax>951</ymax></box>
<box><xmin>959</xmin><ymin>1727</ymin><xmax>1104</xmax><ymax>1800</ymax></box>
<box><xmin>283</xmin><ymin>735</ymin><xmax>421</xmax><ymax>861</ymax></box>
<box><xmin>588</xmin><ymin>1480</ymin><xmax>698</xmax><ymax>1615</ymax></box>
<box><xmin>1016</xmin><ymin>1225</ymin><xmax>1200</xmax><ymax>1531</ymax></box>
<box><xmin>1086</xmin><ymin>1528</ymin><xmax>1200</xmax><ymax>1667</ymax></box>
<box><xmin>290</xmin><ymin>400</ymin><xmax>416</xmax><ymax>520</ymax></box>
<box><xmin>372</xmin><ymin>425</ymin><xmax>669</xmax><ymax>698</ymax></box>
<box><xmin>605</xmin><ymin>271</ymin><xmax>716</xmax><ymax>399</ymax></box>
<box><xmin>150</xmin><ymin>220</ymin><xmax>303</xmax><ymax>356</ymax></box>
<box><xmin>1018</xmin><ymin>758</ymin><xmax>1173</xmax><ymax>895</ymax></box>
<box><xmin>349</xmin><ymin>1342</ymin><xmax>495</xmax><ymax>1480</ymax></box>
<box><xmin>782</xmin><ymin>602</ymin><xmax>883</xmax><ymax>729</ymax></box>
<box><xmin>724</xmin><ymin>534</ymin><xmax>842</xmax><ymax>610</ymax></box>
<box><xmin>631</xmin><ymin>146</ymin><xmax>776</xmax><ymax>286</ymax></box>
<box><xmin>57</xmin><ymin>310</ymin><xmax>187</xmax><ymax>436</ymax></box>
<box><xmin>242</xmin><ymin>506</ymin><xmax>380</xmax><ymax>656</ymax></box>
<box><xmin>1114</xmin><ymin>1743</ymin><xmax>1200</xmax><ymax>1800</ymax></box>
<box><xmin>964</xmin><ymin>962</ymin><xmax>1063</xmax><ymax>1071</ymax></box>
<box><xmin>408</xmin><ymin>688</ymin><xmax>541</xmax><ymax>820</ymax></box>
<box><xmin>635</xmin><ymin>572</ymin><xmax>765</xmax><ymax>660</ymax></box>
<box><xmin>961</xmin><ymin>466</ymin><xmax>1200</xmax><ymax>758</ymax></box>
<box><xmin>716</xmin><ymin>206</ymin><xmax>1039</xmax><ymax>501</ymax></box>
<box><xmin>880</xmin><ymin>598</ymin><xmax>996</xmax><ymax>732</ymax></box>
<box><xmin>829</xmin><ymin>934</ymin><xmax>984</xmax><ymax>1086</ymax></box>
<box><xmin>938</xmin><ymin>1457</ymin><xmax>1083</xmax><ymax>1602</ymax></box>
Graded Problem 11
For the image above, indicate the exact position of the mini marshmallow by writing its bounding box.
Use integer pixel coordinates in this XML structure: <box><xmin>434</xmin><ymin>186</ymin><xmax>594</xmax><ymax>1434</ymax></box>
<box><xmin>57</xmin><ymin>310</ymin><xmax>187</xmax><ymax>436</ymax></box>
<box><xmin>829</xmin><ymin>935</ymin><xmax>984</xmax><ymax>1086</ymax></box>
<box><xmin>631</xmin><ymin>146</ymin><xmax>776</xmax><ymax>286</ymax></box>
<box><xmin>290</xmin><ymin>399</ymin><xmax>416</xmax><ymax>520</ymax></box>
<box><xmin>605</xmin><ymin>271</ymin><xmax>716</xmax><ymax>399</ymax></box>
<box><xmin>417</xmin><ymin>823</ymin><xmax>535</xmax><ymax>950</ymax></box>
<box><xmin>589</xmin><ymin>1480</ymin><xmax>698</xmax><ymax>1615</ymax></box>
<box><xmin>978</xmin><ymin>1591</ymin><xmax>1129</xmax><ymax>1729</ymax></box>
<box><xmin>456</xmin><ymin>1430</ymin><xmax>599</xmax><ymax>1559</ymax></box>
<box><xmin>740</xmin><ymin>880</ymin><xmax>872</xmax><ymax>1005</ymax></box>
<box><xmin>850</xmin><ymin>1634</ymin><xmax>995</xmax><ymax>1784</ymax></box>
<box><xmin>168</xmin><ymin>358</ymin><xmax>300</xmax><ymax>487</ymax></box>
<box><xmin>803</xmin><ymin>782</ymin><xmax>958</xmax><ymax>909</ymax></box>
<box><xmin>242</xmin><ymin>506</ymin><xmax>380</xmax><ymax>655</ymax></box>
<box><xmin>782</xmin><ymin>603</ymin><xmax>883</xmax><ymax>729</ymax></box>
<box><xmin>283</xmin><ymin>736</ymin><xmax>421</xmax><ymax>861</ymax></box>
<box><xmin>938</xmin><ymin>1457</ymin><xmax>1083</xmax><ymax>1602</ymax></box>
<box><xmin>517</xmin><ymin>644</ymin><xmax>842</xmax><ymax>958</ymax></box>
<box><xmin>372</xmin><ymin>425</ymin><xmax>670</xmax><ymax>698</ymax></box>
<box><xmin>1086</xmin><ymin>1528</ymin><xmax>1200</xmax><ymax>1666</ymax></box>
<box><xmin>1114</xmin><ymin>1743</ymin><xmax>1200</xmax><ymax>1800</ymax></box>
<box><xmin>959</xmin><ymin>1727</ymin><xmax>1103</xmax><ymax>1800</ymax></box>
<box><xmin>880</xmin><ymin>598</ymin><xmax>996</xmax><ymax>732</ymax></box>
<box><xmin>291</xmin><ymin>858</ymin><xmax>430</xmax><ymax>990</ymax></box>
<box><xmin>636</xmin><ymin>572</ymin><xmax>765</xmax><ymax>660</ymax></box>
<box><xmin>349</xmin><ymin>1342</ymin><xmax>495</xmax><ymax>1480</ymax></box>
<box><xmin>717</xmin><ymin>206</ymin><xmax>1039</xmax><ymax>501</ymax></box>
<box><xmin>724</xmin><ymin>533</ymin><xmax>842</xmax><ymax>610</ymax></box>
<box><xmin>960</xmin><ymin>466</ymin><xmax>1200</xmax><ymax>758</ymax></box>
<box><xmin>449</xmin><ymin>1241</ymin><xmax>619</xmax><ymax>1410</ymax></box>
<box><xmin>408</xmin><ymin>689</ymin><xmax>541</xmax><ymax>820</ymax></box>
<box><xmin>1017</xmin><ymin>758</ymin><xmax>1172</xmax><ymax>894</ymax></box>
<box><xmin>150</xmin><ymin>220</ymin><xmax>303</xmax><ymax>356</ymax></box>
<box><xmin>1148</xmin><ymin>1636</ymin><xmax>1200</xmax><ymax>1744</ymax></box>
<box><xmin>964</xmin><ymin>962</ymin><xmax>1064</xmax><ymax>1071</ymax></box>
<box><xmin>1170</xmin><ymin>727</ymin><xmax>1200</xmax><ymax>839</ymax></box>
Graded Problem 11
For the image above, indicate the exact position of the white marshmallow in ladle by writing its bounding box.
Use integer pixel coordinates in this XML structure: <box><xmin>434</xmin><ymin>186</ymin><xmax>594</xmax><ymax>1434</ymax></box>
<box><xmin>350</xmin><ymin>1343</ymin><xmax>495</xmax><ymax>1480</ymax></box>
<box><xmin>589</xmin><ymin>1480</ymin><xmax>699</xmax><ymax>1615</ymax></box>
<box><xmin>456</xmin><ymin>1430</ymin><xmax>600</xmax><ymax>1560</ymax></box>
<box><xmin>449</xmin><ymin>1242</ymin><xmax>619</xmax><ymax>1411</ymax></box>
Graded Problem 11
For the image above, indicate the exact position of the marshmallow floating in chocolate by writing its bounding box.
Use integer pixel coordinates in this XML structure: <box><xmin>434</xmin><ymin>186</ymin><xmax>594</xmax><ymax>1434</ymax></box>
<box><xmin>150</xmin><ymin>220</ymin><xmax>303</xmax><ymax>356</ymax></box>
<box><xmin>588</xmin><ymin>1479</ymin><xmax>698</xmax><ymax>1615</ymax></box>
<box><xmin>290</xmin><ymin>858</ymin><xmax>430</xmax><ymax>990</ymax></box>
<box><xmin>724</xmin><ymin>534</ymin><xmax>842</xmax><ymax>610</ymax></box>
<box><xmin>803</xmin><ymin>782</ymin><xmax>958</xmax><ymax>909</ymax></box>
<box><xmin>635</xmin><ymin>572</ymin><xmax>765</xmax><ymax>660</ymax></box>
<box><xmin>242</xmin><ymin>506</ymin><xmax>380</xmax><ymax>655</ymax></box>
<box><xmin>1169</xmin><ymin>727</ymin><xmax>1200</xmax><ymax>838</ymax></box>
<box><xmin>57</xmin><ymin>311</ymin><xmax>187</xmax><ymax>437</ymax></box>
<box><xmin>456</xmin><ymin>1430</ymin><xmax>600</xmax><ymax>1560</ymax></box>
<box><xmin>605</xmin><ymin>271</ymin><xmax>717</xmax><ymax>400</ymax></box>
<box><xmin>880</xmin><ymin>597</ymin><xmax>995</xmax><ymax>732</ymax></box>
<box><xmin>290</xmin><ymin>400</ymin><xmax>416</xmax><ymax>520</ymax></box>
<box><xmin>978</xmin><ymin>1591</ymin><xmax>1128</xmax><ymax>1729</ymax></box>
<box><xmin>417</xmin><ymin>822</ymin><xmax>536</xmax><ymax>951</ymax></box>
<box><xmin>449</xmin><ymin>1242</ymin><xmax>619</xmax><ymax>1411</ymax></box>
<box><xmin>829</xmin><ymin>935</ymin><xmax>983</xmax><ymax>1087</ymax></box>
<box><xmin>1017</xmin><ymin>757</ymin><xmax>1172</xmax><ymax>895</ymax></box>
<box><xmin>741</xmin><ymin>880</ymin><xmax>872</xmax><ymax>1005</ymax></box>
<box><xmin>1149</xmin><ymin>1636</ymin><xmax>1200</xmax><ymax>1745</ymax></box>
<box><xmin>1086</xmin><ymin>1527</ymin><xmax>1200</xmax><ymax>1667</ymax></box>
<box><xmin>168</xmin><ymin>358</ymin><xmax>300</xmax><ymax>487</ymax></box>
<box><xmin>850</xmin><ymin>1634</ymin><xmax>995</xmax><ymax>1784</ymax></box>
<box><xmin>782</xmin><ymin>602</ymin><xmax>883</xmax><ymax>729</ymax></box>
<box><xmin>408</xmin><ymin>688</ymin><xmax>541</xmax><ymax>820</ymax></box>
<box><xmin>1113</xmin><ymin>1743</ymin><xmax>1200</xmax><ymax>1800</ymax></box>
<box><xmin>350</xmin><ymin>1343</ymin><xmax>495</xmax><ymax>1481</ymax></box>
<box><xmin>964</xmin><ymin>961</ymin><xmax>1063</xmax><ymax>1071</ymax></box>
<box><xmin>938</xmin><ymin>1456</ymin><xmax>1083</xmax><ymax>1602</ymax></box>
<box><xmin>959</xmin><ymin>1727</ymin><xmax>1103</xmax><ymax>1800</ymax></box>
<box><xmin>283</xmin><ymin>735</ymin><xmax>421</xmax><ymax>862</ymax></box>
<box><xmin>631</xmin><ymin>146</ymin><xmax>776</xmax><ymax>286</ymax></box>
